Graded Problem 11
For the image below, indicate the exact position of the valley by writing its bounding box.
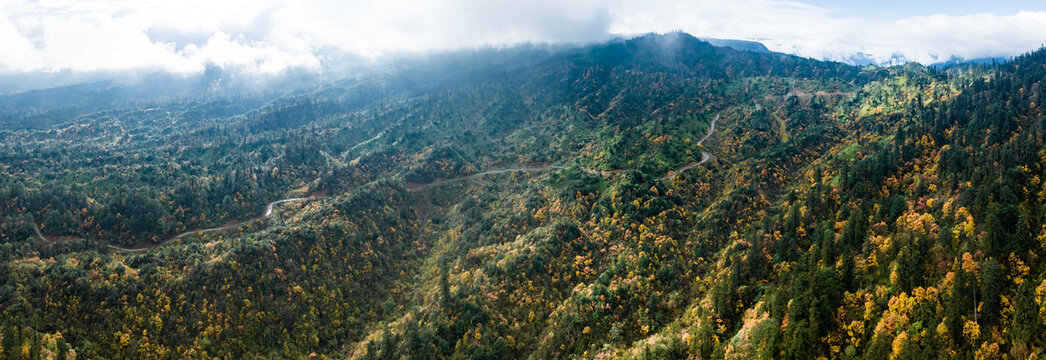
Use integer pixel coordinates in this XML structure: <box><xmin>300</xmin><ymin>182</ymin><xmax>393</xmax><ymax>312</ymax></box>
<box><xmin>0</xmin><ymin>33</ymin><xmax>1044</xmax><ymax>360</ymax></box>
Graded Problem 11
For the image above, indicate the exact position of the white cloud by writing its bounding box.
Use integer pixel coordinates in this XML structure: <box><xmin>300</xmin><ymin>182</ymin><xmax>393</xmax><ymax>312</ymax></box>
<box><xmin>610</xmin><ymin>0</ymin><xmax>1046</xmax><ymax>65</ymax></box>
<box><xmin>0</xmin><ymin>0</ymin><xmax>1043</xmax><ymax>74</ymax></box>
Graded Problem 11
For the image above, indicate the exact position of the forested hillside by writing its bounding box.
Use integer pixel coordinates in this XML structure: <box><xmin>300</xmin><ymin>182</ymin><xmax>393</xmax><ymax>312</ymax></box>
<box><xmin>0</xmin><ymin>32</ymin><xmax>1043</xmax><ymax>359</ymax></box>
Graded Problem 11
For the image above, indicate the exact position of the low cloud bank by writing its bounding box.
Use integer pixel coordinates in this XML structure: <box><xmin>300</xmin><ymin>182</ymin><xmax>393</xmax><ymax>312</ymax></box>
<box><xmin>0</xmin><ymin>0</ymin><xmax>1043</xmax><ymax>76</ymax></box>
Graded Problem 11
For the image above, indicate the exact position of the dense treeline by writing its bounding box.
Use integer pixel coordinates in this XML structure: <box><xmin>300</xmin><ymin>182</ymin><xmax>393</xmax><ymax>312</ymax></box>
<box><xmin>1</xmin><ymin>33</ymin><xmax>1044</xmax><ymax>359</ymax></box>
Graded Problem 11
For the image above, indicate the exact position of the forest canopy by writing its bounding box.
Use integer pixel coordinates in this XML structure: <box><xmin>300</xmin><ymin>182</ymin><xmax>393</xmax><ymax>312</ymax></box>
<box><xmin>1</xmin><ymin>33</ymin><xmax>1044</xmax><ymax>359</ymax></box>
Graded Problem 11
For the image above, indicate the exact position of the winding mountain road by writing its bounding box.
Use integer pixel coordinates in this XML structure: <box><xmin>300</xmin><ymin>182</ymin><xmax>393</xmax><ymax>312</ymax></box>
<box><xmin>107</xmin><ymin>197</ymin><xmax>321</xmax><ymax>252</ymax></box>
<box><xmin>410</xmin><ymin>111</ymin><xmax>722</xmax><ymax>188</ymax></box>
<box><xmin>30</xmin><ymin>111</ymin><xmax>721</xmax><ymax>252</ymax></box>
<box><xmin>31</xmin><ymin>222</ymin><xmax>47</xmax><ymax>243</ymax></box>
<box><xmin>407</xmin><ymin>165</ymin><xmax>567</xmax><ymax>192</ymax></box>
<box><xmin>30</xmin><ymin>197</ymin><xmax>322</xmax><ymax>253</ymax></box>
<box><xmin>661</xmin><ymin>112</ymin><xmax>720</xmax><ymax>181</ymax></box>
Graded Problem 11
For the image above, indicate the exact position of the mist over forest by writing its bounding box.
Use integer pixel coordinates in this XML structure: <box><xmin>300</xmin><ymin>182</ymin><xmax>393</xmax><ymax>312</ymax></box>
<box><xmin>0</xmin><ymin>7</ymin><xmax>1045</xmax><ymax>359</ymax></box>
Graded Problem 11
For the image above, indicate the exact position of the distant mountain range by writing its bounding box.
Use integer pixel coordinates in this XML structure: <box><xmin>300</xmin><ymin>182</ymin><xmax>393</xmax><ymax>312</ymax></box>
<box><xmin>698</xmin><ymin>37</ymin><xmax>774</xmax><ymax>53</ymax></box>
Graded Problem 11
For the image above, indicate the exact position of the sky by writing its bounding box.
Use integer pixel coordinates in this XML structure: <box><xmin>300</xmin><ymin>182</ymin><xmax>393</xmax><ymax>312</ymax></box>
<box><xmin>0</xmin><ymin>0</ymin><xmax>1044</xmax><ymax>75</ymax></box>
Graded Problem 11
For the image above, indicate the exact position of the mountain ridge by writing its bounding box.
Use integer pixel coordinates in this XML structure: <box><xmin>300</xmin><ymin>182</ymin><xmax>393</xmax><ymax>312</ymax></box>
<box><xmin>0</xmin><ymin>33</ymin><xmax>1043</xmax><ymax>359</ymax></box>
